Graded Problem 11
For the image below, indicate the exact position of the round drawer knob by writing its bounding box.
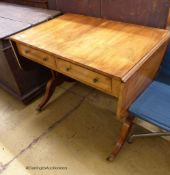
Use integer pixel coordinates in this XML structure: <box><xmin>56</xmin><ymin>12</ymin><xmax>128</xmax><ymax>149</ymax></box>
<box><xmin>43</xmin><ymin>57</ymin><xmax>48</xmax><ymax>61</ymax></box>
<box><xmin>25</xmin><ymin>50</ymin><xmax>30</xmax><ymax>54</ymax></box>
<box><xmin>66</xmin><ymin>67</ymin><xmax>71</xmax><ymax>71</ymax></box>
<box><xmin>93</xmin><ymin>78</ymin><xmax>98</xmax><ymax>83</ymax></box>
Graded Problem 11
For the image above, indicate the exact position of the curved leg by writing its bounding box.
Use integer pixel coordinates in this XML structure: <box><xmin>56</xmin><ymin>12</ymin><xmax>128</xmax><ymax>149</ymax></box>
<box><xmin>36</xmin><ymin>70</ymin><xmax>64</xmax><ymax>111</ymax></box>
<box><xmin>107</xmin><ymin>115</ymin><xmax>134</xmax><ymax>161</ymax></box>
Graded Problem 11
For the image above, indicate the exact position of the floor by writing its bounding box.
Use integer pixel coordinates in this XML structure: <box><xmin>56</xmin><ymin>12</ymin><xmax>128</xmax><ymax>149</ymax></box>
<box><xmin>0</xmin><ymin>82</ymin><xmax>170</xmax><ymax>175</ymax></box>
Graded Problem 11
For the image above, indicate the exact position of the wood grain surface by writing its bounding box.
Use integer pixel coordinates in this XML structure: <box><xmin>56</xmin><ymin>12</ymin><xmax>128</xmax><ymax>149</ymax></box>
<box><xmin>117</xmin><ymin>43</ymin><xmax>168</xmax><ymax>118</ymax></box>
<box><xmin>10</xmin><ymin>13</ymin><xmax>170</xmax><ymax>82</ymax></box>
<box><xmin>10</xmin><ymin>13</ymin><xmax>170</xmax><ymax>119</ymax></box>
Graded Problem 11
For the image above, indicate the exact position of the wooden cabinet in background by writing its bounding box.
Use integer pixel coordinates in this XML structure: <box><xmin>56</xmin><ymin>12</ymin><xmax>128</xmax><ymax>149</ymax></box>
<box><xmin>0</xmin><ymin>2</ymin><xmax>60</xmax><ymax>103</ymax></box>
<box><xmin>1</xmin><ymin>0</ymin><xmax>48</xmax><ymax>8</ymax></box>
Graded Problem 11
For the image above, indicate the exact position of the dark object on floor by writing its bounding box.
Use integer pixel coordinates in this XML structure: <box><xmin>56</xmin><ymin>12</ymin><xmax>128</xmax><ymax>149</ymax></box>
<box><xmin>0</xmin><ymin>2</ymin><xmax>61</xmax><ymax>103</ymax></box>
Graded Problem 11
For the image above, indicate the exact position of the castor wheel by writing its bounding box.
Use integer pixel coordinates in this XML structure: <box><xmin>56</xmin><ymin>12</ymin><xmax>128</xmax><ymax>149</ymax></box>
<box><xmin>36</xmin><ymin>107</ymin><xmax>43</xmax><ymax>112</ymax></box>
<box><xmin>127</xmin><ymin>137</ymin><xmax>133</xmax><ymax>144</ymax></box>
<box><xmin>106</xmin><ymin>154</ymin><xmax>115</xmax><ymax>162</ymax></box>
<box><xmin>127</xmin><ymin>140</ymin><xmax>133</xmax><ymax>144</ymax></box>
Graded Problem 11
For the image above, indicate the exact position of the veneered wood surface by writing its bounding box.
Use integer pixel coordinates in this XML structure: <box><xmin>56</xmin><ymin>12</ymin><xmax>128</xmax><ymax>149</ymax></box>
<box><xmin>11</xmin><ymin>14</ymin><xmax>170</xmax><ymax>82</ymax></box>
<box><xmin>117</xmin><ymin>44</ymin><xmax>168</xmax><ymax>118</ymax></box>
<box><xmin>55</xmin><ymin>57</ymin><xmax>112</xmax><ymax>93</ymax></box>
<box><xmin>16</xmin><ymin>42</ymin><xmax>56</xmax><ymax>70</ymax></box>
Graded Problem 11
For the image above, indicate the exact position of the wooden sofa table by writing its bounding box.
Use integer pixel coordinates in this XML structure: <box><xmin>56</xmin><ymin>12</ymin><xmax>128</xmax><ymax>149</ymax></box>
<box><xmin>10</xmin><ymin>13</ymin><xmax>170</xmax><ymax>158</ymax></box>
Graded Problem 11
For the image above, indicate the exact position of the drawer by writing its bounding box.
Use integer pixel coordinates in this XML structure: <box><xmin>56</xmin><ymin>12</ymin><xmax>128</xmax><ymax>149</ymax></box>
<box><xmin>16</xmin><ymin>43</ymin><xmax>56</xmax><ymax>69</ymax></box>
<box><xmin>55</xmin><ymin>58</ymin><xmax>112</xmax><ymax>93</ymax></box>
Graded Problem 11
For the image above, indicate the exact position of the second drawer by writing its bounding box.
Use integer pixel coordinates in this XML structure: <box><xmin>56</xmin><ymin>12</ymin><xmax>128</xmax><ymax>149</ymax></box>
<box><xmin>55</xmin><ymin>58</ymin><xmax>112</xmax><ymax>93</ymax></box>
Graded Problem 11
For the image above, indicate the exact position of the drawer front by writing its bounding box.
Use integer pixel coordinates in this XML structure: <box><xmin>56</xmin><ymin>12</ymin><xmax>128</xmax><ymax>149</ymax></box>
<box><xmin>16</xmin><ymin>43</ymin><xmax>56</xmax><ymax>69</ymax></box>
<box><xmin>55</xmin><ymin>58</ymin><xmax>112</xmax><ymax>93</ymax></box>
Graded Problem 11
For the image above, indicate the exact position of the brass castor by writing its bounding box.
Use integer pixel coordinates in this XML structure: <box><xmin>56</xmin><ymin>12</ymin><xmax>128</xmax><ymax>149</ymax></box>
<box><xmin>106</xmin><ymin>154</ymin><xmax>115</xmax><ymax>162</ymax></box>
<box><xmin>36</xmin><ymin>107</ymin><xmax>43</xmax><ymax>112</ymax></box>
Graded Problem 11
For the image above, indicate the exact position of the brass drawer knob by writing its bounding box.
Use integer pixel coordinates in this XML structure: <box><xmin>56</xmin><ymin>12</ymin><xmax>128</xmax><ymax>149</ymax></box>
<box><xmin>25</xmin><ymin>50</ymin><xmax>30</xmax><ymax>54</ymax></box>
<box><xmin>93</xmin><ymin>78</ymin><xmax>99</xmax><ymax>83</ymax></box>
<box><xmin>66</xmin><ymin>67</ymin><xmax>71</xmax><ymax>71</ymax></box>
<box><xmin>43</xmin><ymin>57</ymin><xmax>48</xmax><ymax>61</ymax></box>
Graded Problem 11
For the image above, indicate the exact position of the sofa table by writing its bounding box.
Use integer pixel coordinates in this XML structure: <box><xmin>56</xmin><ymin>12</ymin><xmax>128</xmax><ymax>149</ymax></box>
<box><xmin>10</xmin><ymin>13</ymin><xmax>170</xmax><ymax>159</ymax></box>
<box><xmin>10</xmin><ymin>13</ymin><xmax>170</xmax><ymax>119</ymax></box>
<box><xmin>10</xmin><ymin>13</ymin><xmax>170</xmax><ymax>117</ymax></box>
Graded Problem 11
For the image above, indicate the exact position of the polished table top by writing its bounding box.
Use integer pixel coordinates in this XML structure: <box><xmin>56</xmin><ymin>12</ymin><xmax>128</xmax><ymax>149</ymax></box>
<box><xmin>11</xmin><ymin>13</ymin><xmax>170</xmax><ymax>82</ymax></box>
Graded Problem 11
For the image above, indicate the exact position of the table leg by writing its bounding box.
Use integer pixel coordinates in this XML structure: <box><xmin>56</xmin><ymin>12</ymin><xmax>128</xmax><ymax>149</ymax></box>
<box><xmin>36</xmin><ymin>70</ymin><xmax>64</xmax><ymax>111</ymax></box>
<box><xmin>107</xmin><ymin>115</ymin><xmax>134</xmax><ymax>161</ymax></box>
